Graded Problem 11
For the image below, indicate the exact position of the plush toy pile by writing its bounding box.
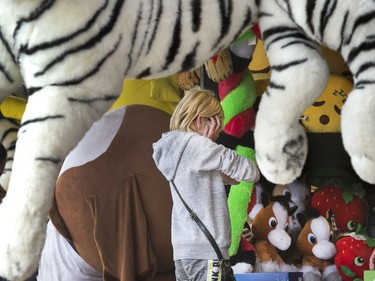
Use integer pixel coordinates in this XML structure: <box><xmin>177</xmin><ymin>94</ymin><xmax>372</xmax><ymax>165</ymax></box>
<box><xmin>180</xmin><ymin>35</ymin><xmax>375</xmax><ymax>280</ymax></box>
<box><xmin>175</xmin><ymin>14</ymin><xmax>375</xmax><ymax>279</ymax></box>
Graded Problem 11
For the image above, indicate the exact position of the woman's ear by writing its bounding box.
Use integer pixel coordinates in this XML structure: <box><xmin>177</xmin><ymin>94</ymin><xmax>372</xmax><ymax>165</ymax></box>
<box><xmin>196</xmin><ymin>116</ymin><xmax>204</xmax><ymax>130</ymax></box>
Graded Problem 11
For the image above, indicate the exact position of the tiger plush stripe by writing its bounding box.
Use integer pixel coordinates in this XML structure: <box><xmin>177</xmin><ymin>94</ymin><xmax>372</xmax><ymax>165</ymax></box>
<box><xmin>0</xmin><ymin>1</ymin><xmax>374</xmax><ymax>280</ymax></box>
<box><xmin>0</xmin><ymin>116</ymin><xmax>19</xmax><ymax>192</ymax></box>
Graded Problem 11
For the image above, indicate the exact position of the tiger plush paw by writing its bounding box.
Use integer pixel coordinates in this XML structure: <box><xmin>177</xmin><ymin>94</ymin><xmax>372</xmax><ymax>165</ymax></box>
<box><xmin>0</xmin><ymin>200</ymin><xmax>46</xmax><ymax>281</ymax></box>
<box><xmin>254</xmin><ymin>115</ymin><xmax>308</xmax><ymax>185</ymax></box>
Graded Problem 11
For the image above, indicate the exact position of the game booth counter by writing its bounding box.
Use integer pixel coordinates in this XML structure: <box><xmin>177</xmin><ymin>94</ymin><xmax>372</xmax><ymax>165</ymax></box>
<box><xmin>235</xmin><ymin>272</ymin><xmax>303</xmax><ymax>281</ymax></box>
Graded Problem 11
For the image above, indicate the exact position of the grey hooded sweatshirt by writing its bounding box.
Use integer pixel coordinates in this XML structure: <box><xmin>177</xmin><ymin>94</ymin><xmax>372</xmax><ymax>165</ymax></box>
<box><xmin>152</xmin><ymin>131</ymin><xmax>259</xmax><ymax>261</ymax></box>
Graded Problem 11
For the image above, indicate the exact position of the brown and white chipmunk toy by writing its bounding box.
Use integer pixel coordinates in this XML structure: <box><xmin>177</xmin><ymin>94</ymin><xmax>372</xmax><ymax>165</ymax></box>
<box><xmin>296</xmin><ymin>208</ymin><xmax>341</xmax><ymax>281</ymax></box>
<box><xmin>249</xmin><ymin>193</ymin><xmax>298</xmax><ymax>273</ymax></box>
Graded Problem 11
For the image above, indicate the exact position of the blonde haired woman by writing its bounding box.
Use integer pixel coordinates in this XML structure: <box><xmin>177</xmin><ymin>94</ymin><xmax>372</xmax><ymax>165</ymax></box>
<box><xmin>153</xmin><ymin>89</ymin><xmax>259</xmax><ymax>281</ymax></box>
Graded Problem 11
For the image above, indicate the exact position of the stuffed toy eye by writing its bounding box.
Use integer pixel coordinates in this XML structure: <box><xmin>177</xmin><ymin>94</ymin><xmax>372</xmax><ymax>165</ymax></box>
<box><xmin>283</xmin><ymin>189</ymin><xmax>291</xmax><ymax>197</ymax></box>
<box><xmin>308</xmin><ymin>233</ymin><xmax>316</xmax><ymax>244</ymax></box>
<box><xmin>269</xmin><ymin>217</ymin><xmax>277</xmax><ymax>228</ymax></box>
<box><xmin>347</xmin><ymin>220</ymin><xmax>357</xmax><ymax>230</ymax></box>
<box><xmin>354</xmin><ymin>256</ymin><xmax>364</xmax><ymax>266</ymax></box>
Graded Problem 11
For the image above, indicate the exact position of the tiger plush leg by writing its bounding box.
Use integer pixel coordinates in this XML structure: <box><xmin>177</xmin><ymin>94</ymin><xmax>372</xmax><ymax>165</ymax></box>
<box><xmin>273</xmin><ymin>0</ymin><xmax>375</xmax><ymax>184</ymax></box>
<box><xmin>337</xmin><ymin>3</ymin><xmax>375</xmax><ymax>184</ymax></box>
<box><xmin>342</xmin><ymin>70</ymin><xmax>375</xmax><ymax>184</ymax></box>
<box><xmin>0</xmin><ymin>48</ymin><xmax>126</xmax><ymax>280</ymax></box>
<box><xmin>254</xmin><ymin>0</ymin><xmax>329</xmax><ymax>184</ymax></box>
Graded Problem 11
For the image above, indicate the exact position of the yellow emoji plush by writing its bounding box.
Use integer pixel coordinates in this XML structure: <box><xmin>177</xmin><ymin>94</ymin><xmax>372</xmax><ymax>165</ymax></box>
<box><xmin>301</xmin><ymin>75</ymin><xmax>353</xmax><ymax>133</ymax></box>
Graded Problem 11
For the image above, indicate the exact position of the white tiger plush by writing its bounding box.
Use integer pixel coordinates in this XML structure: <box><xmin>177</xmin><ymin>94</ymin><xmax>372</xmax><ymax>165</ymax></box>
<box><xmin>0</xmin><ymin>0</ymin><xmax>374</xmax><ymax>280</ymax></box>
<box><xmin>0</xmin><ymin>116</ymin><xmax>19</xmax><ymax>192</ymax></box>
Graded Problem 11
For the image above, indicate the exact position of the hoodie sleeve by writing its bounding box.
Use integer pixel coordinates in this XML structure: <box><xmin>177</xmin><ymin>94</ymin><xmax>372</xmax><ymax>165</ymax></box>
<box><xmin>189</xmin><ymin>135</ymin><xmax>260</xmax><ymax>183</ymax></box>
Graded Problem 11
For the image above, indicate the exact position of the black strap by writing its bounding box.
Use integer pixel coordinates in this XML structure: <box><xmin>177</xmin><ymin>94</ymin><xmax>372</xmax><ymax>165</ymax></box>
<box><xmin>170</xmin><ymin>180</ymin><xmax>224</xmax><ymax>260</ymax></box>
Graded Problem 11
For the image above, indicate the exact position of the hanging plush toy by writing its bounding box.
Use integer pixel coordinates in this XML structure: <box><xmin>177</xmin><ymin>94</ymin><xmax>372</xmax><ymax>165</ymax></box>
<box><xmin>206</xmin><ymin>29</ymin><xmax>258</xmax><ymax>138</ymax></box>
<box><xmin>300</xmin><ymin>75</ymin><xmax>353</xmax><ymax>133</ymax></box>
<box><xmin>295</xmin><ymin>208</ymin><xmax>340</xmax><ymax>281</ymax></box>
<box><xmin>206</xmin><ymin>30</ymin><xmax>261</xmax><ymax>273</ymax></box>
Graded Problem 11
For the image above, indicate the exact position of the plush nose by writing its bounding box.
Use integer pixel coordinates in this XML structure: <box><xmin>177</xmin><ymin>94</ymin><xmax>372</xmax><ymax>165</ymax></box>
<box><xmin>268</xmin><ymin>228</ymin><xmax>291</xmax><ymax>251</ymax></box>
<box><xmin>313</xmin><ymin>240</ymin><xmax>336</xmax><ymax>260</ymax></box>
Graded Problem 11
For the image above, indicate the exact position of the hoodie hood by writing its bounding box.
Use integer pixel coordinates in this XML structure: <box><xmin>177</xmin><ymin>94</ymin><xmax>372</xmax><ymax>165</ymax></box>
<box><xmin>152</xmin><ymin>131</ymin><xmax>196</xmax><ymax>181</ymax></box>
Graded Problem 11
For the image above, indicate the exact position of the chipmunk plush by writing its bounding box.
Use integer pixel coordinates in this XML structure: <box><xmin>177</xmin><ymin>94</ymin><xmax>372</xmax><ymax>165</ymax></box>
<box><xmin>296</xmin><ymin>208</ymin><xmax>341</xmax><ymax>281</ymax></box>
<box><xmin>272</xmin><ymin>179</ymin><xmax>311</xmax><ymax>242</ymax></box>
<box><xmin>249</xmin><ymin>194</ymin><xmax>297</xmax><ymax>272</ymax></box>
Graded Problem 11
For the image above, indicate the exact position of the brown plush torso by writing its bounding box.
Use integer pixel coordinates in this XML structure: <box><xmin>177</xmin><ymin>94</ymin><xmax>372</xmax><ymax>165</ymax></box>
<box><xmin>50</xmin><ymin>105</ymin><xmax>174</xmax><ymax>281</ymax></box>
<box><xmin>254</xmin><ymin>240</ymin><xmax>286</xmax><ymax>264</ymax></box>
<box><xmin>301</xmin><ymin>254</ymin><xmax>333</xmax><ymax>272</ymax></box>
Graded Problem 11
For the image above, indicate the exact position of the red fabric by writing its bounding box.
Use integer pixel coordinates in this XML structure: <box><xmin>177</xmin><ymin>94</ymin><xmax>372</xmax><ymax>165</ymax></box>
<box><xmin>218</xmin><ymin>72</ymin><xmax>244</xmax><ymax>100</ymax></box>
<box><xmin>212</xmin><ymin>54</ymin><xmax>218</xmax><ymax>63</ymax></box>
<box><xmin>310</xmin><ymin>185</ymin><xmax>368</xmax><ymax>233</ymax></box>
<box><xmin>247</xmin><ymin>186</ymin><xmax>258</xmax><ymax>215</ymax></box>
<box><xmin>240</xmin><ymin>236</ymin><xmax>255</xmax><ymax>252</ymax></box>
<box><xmin>224</xmin><ymin>109</ymin><xmax>256</xmax><ymax>138</ymax></box>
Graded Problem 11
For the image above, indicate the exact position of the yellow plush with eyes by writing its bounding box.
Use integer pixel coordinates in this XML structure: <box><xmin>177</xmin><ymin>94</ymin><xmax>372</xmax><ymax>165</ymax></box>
<box><xmin>301</xmin><ymin>75</ymin><xmax>353</xmax><ymax>133</ymax></box>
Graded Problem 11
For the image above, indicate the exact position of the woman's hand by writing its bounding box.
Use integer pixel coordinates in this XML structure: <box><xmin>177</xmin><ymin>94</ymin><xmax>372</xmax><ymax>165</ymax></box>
<box><xmin>221</xmin><ymin>173</ymin><xmax>239</xmax><ymax>185</ymax></box>
<box><xmin>202</xmin><ymin>115</ymin><xmax>222</xmax><ymax>141</ymax></box>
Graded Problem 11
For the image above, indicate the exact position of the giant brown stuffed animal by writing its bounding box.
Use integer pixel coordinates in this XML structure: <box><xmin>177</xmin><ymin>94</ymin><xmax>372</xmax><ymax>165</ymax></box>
<box><xmin>38</xmin><ymin>78</ymin><xmax>179</xmax><ymax>281</ymax></box>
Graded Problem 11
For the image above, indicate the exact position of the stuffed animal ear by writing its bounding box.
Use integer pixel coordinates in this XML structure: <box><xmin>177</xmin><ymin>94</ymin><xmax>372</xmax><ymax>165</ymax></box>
<box><xmin>270</xmin><ymin>194</ymin><xmax>297</xmax><ymax>217</ymax></box>
<box><xmin>297</xmin><ymin>212</ymin><xmax>307</xmax><ymax>228</ymax></box>
<box><xmin>261</xmin><ymin>192</ymin><xmax>270</xmax><ymax>207</ymax></box>
<box><xmin>289</xmin><ymin>205</ymin><xmax>298</xmax><ymax>217</ymax></box>
<box><xmin>249</xmin><ymin>203</ymin><xmax>263</xmax><ymax>221</ymax></box>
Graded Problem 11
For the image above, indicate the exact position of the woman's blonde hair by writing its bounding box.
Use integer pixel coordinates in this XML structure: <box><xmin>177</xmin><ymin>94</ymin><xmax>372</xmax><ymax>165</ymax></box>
<box><xmin>170</xmin><ymin>89</ymin><xmax>224</xmax><ymax>132</ymax></box>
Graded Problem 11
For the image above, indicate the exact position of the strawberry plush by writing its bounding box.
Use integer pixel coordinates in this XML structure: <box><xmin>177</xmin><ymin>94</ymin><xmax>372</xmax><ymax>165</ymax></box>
<box><xmin>334</xmin><ymin>233</ymin><xmax>375</xmax><ymax>281</ymax></box>
<box><xmin>310</xmin><ymin>184</ymin><xmax>368</xmax><ymax>233</ymax></box>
